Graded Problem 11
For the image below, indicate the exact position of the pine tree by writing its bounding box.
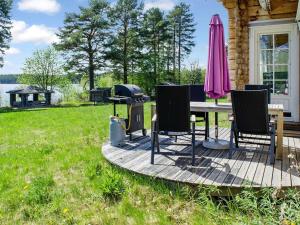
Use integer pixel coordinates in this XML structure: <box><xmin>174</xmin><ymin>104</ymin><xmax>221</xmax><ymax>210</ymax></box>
<box><xmin>106</xmin><ymin>0</ymin><xmax>143</xmax><ymax>84</ymax></box>
<box><xmin>55</xmin><ymin>0</ymin><xmax>110</xmax><ymax>98</ymax></box>
<box><xmin>168</xmin><ymin>3</ymin><xmax>196</xmax><ymax>84</ymax></box>
<box><xmin>0</xmin><ymin>0</ymin><xmax>12</xmax><ymax>68</ymax></box>
<box><xmin>141</xmin><ymin>8</ymin><xmax>169</xmax><ymax>86</ymax></box>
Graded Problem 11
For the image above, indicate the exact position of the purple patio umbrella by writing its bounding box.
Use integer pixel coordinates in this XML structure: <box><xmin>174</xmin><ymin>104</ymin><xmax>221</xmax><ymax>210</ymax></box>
<box><xmin>204</xmin><ymin>14</ymin><xmax>231</xmax><ymax>149</ymax></box>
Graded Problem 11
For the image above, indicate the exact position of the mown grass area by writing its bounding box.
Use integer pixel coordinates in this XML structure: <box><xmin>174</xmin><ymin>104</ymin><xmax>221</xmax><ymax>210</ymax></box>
<box><xmin>0</xmin><ymin>103</ymin><xmax>300</xmax><ymax>224</ymax></box>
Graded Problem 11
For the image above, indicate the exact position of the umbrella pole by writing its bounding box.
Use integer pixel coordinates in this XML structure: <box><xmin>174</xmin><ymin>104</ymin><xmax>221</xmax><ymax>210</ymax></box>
<box><xmin>215</xmin><ymin>99</ymin><xmax>218</xmax><ymax>140</ymax></box>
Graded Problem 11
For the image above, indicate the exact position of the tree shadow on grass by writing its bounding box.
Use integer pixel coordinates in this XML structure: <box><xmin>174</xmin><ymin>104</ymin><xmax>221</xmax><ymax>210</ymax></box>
<box><xmin>0</xmin><ymin>103</ymin><xmax>113</xmax><ymax>113</ymax></box>
<box><xmin>0</xmin><ymin>107</ymin><xmax>48</xmax><ymax>114</ymax></box>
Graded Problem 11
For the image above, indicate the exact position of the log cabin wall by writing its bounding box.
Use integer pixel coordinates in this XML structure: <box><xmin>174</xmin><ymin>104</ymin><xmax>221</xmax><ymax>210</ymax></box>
<box><xmin>219</xmin><ymin>0</ymin><xmax>298</xmax><ymax>90</ymax></box>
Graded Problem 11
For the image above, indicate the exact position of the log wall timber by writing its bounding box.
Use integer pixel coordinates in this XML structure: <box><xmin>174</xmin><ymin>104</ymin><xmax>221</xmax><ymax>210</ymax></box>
<box><xmin>219</xmin><ymin>0</ymin><xmax>298</xmax><ymax>89</ymax></box>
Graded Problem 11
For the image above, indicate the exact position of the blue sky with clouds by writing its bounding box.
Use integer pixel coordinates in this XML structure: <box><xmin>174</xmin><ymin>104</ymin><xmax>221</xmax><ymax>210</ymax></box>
<box><xmin>0</xmin><ymin>0</ymin><xmax>228</xmax><ymax>74</ymax></box>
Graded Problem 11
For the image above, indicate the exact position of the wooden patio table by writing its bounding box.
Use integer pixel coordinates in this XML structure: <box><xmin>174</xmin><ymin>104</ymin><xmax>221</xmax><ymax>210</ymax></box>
<box><xmin>151</xmin><ymin>102</ymin><xmax>284</xmax><ymax>160</ymax></box>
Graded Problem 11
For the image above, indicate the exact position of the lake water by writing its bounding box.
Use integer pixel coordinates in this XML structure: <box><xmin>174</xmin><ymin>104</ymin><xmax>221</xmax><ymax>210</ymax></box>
<box><xmin>0</xmin><ymin>84</ymin><xmax>81</xmax><ymax>107</ymax></box>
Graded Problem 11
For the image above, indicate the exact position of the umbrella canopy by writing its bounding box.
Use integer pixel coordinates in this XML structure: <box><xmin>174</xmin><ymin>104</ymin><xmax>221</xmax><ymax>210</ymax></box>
<box><xmin>204</xmin><ymin>14</ymin><xmax>231</xmax><ymax>99</ymax></box>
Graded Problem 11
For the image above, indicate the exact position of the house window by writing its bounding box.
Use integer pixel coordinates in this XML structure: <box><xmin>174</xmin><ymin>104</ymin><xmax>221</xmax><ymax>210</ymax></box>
<box><xmin>259</xmin><ymin>33</ymin><xmax>289</xmax><ymax>95</ymax></box>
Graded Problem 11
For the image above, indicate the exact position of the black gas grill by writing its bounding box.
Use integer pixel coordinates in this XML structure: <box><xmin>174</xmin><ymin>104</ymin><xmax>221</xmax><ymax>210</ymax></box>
<box><xmin>109</xmin><ymin>84</ymin><xmax>150</xmax><ymax>140</ymax></box>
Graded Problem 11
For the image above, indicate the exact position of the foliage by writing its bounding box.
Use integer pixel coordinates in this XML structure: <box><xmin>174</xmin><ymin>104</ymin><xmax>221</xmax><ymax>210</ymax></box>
<box><xmin>0</xmin><ymin>0</ymin><xmax>12</xmax><ymax>68</ymax></box>
<box><xmin>55</xmin><ymin>0</ymin><xmax>110</xmax><ymax>94</ymax></box>
<box><xmin>18</xmin><ymin>47</ymin><xmax>67</xmax><ymax>91</ymax></box>
<box><xmin>1</xmin><ymin>104</ymin><xmax>300</xmax><ymax>224</ymax></box>
<box><xmin>59</xmin><ymin>84</ymin><xmax>89</xmax><ymax>103</ymax></box>
<box><xmin>137</xmin><ymin>8</ymin><xmax>169</xmax><ymax>93</ymax></box>
<box><xmin>24</xmin><ymin>176</ymin><xmax>55</xmax><ymax>205</ymax></box>
<box><xmin>168</xmin><ymin>3</ymin><xmax>196</xmax><ymax>83</ymax></box>
<box><xmin>86</xmin><ymin>163</ymin><xmax>103</xmax><ymax>180</ymax></box>
<box><xmin>100</xmin><ymin>169</ymin><xmax>125</xmax><ymax>200</ymax></box>
<box><xmin>96</xmin><ymin>73</ymin><xmax>118</xmax><ymax>87</ymax></box>
<box><xmin>106</xmin><ymin>0</ymin><xmax>143</xmax><ymax>84</ymax></box>
<box><xmin>180</xmin><ymin>62</ymin><xmax>204</xmax><ymax>85</ymax></box>
<box><xmin>55</xmin><ymin>1</ymin><xmax>197</xmax><ymax>96</ymax></box>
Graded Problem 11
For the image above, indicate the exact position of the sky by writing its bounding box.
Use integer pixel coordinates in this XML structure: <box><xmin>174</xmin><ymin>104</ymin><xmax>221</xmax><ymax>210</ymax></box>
<box><xmin>0</xmin><ymin>0</ymin><xmax>228</xmax><ymax>75</ymax></box>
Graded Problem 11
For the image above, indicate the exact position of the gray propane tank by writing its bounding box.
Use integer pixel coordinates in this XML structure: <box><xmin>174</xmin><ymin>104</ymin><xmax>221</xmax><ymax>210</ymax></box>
<box><xmin>110</xmin><ymin>116</ymin><xmax>126</xmax><ymax>146</ymax></box>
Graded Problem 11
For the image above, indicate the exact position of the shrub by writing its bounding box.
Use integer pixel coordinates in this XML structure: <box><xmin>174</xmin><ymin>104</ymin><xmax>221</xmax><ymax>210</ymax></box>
<box><xmin>86</xmin><ymin>163</ymin><xmax>103</xmax><ymax>180</ymax></box>
<box><xmin>100</xmin><ymin>170</ymin><xmax>125</xmax><ymax>200</ymax></box>
<box><xmin>235</xmin><ymin>188</ymin><xmax>258</xmax><ymax>215</ymax></box>
<box><xmin>25</xmin><ymin>175</ymin><xmax>55</xmax><ymax>205</ymax></box>
<box><xmin>279</xmin><ymin>189</ymin><xmax>300</xmax><ymax>224</ymax></box>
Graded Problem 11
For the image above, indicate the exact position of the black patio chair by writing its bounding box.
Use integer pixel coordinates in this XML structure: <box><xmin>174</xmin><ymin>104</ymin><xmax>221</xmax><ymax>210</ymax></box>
<box><xmin>190</xmin><ymin>85</ymin><xmax>209</xmax><ymax>139</ymax></box>
<box><xmin>229</xmin><ymin>90</ymin><xmax>275</xmax><ymax>164</ymax></box>
<box><xmin>151</xmin><ymin>85</ymin><xmax>196</xmax><ymax>166</ymax></box>
<box><xmin>245</xmin><ymin>84</ymin><xmax>272</xmax><ymax>103</ymax></box>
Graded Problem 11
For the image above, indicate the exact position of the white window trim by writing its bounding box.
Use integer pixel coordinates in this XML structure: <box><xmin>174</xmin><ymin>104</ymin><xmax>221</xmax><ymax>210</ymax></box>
<box><xmin>249</xmin><ymin>22</ymin><xmax>299</xmax><ymax>121</ymax></box>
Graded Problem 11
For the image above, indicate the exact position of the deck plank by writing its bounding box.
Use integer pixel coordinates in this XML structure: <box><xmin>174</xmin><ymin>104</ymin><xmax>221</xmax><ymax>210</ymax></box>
<box><xmin>101</xmin><ymin>127</ymin><xmax>300</xmax><ymax>196</ymax></box>
<box><xmin>185</xmin><ymin>128</ymin><xmax>229</xmax><ymax>183</ymax></box>
<box><xmin>289</xmin><ymin>137</ymin><xmax>300</xmax><ymax>187</ymax></box>
<box><xmin>281</xmin><ymin>137</ymin><xmax>291</xmax><ymax>187</ymax></box>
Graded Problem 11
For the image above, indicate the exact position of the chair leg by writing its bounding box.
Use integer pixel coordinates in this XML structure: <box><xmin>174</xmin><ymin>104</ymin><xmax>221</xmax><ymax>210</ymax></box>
<box><xmin>192</xmin><ymin>122</ymin><xmax>196</xmax><ymax>166</ymax></box>
<box><xmin>234</xmin><ymin>130</ymin><xmax>239</xmax><ymax>148</ymax></box>
<box><xmin>151</xmin><ymin>131</ymin><xmax>156</xmax><ymax>164</ymax></box>
<box><xmin>205</xmin><ymin>112</ymin><xmax>209</xmax><ymax>140</ymax></box>
<box><xmin>175</xmin><ymin>136</ymin><xmax>178</xmax><ymax>143</ymax></box>
<box><xmin>228</xmin><ymin>122</ymin><xmax>235</xmax><ymax>159</ymax></box>
<box><xmin>156</xmin><ymin>132</ymin><xmax>160</xmax><ymax>153</ymax></box>
<box><xmin>269</xmin><ymin>125</ymin><xmax>275</xmax><ymax>164</ymax></box>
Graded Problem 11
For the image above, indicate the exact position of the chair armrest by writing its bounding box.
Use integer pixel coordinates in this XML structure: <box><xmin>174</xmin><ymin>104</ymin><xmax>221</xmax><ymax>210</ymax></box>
<box><xmin>191</xmin><ymin>115</ymin><xmax>196</xmax><ymax>123</ymax></box>
<box><xmin>152</xmin><ymin>114</ymin><xmax>157</xmax><ymax>122</ymax></box>
<box><xmin>270</xmin><ymin>119</ymin><xmax>276</xmax><ymax>124</ymax></box>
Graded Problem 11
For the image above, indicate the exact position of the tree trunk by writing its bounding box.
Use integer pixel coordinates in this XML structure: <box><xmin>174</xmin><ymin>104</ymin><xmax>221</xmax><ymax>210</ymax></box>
<box><xmin>178</xmin><ymin>18</ymin><xmax>182</xmax><ymax>84</ymax></box>
<box><xmin>172</xmin><ymin>24</ymin><xmax>176</xmax><ymax>82</ymax></box>
<box><xmin>123</xmin><ymin>22</ymin><xmax>128</xmax><ymax>84</ymax></box>
<box><xmin>154</xmin><ymin>30</ymin><xmax>157</xmax><ymax>84</ymax></box>
<box><xmin>88</xmin><ymin>52</ymin><xmax>95</xmax><ymax>101</ymax></box>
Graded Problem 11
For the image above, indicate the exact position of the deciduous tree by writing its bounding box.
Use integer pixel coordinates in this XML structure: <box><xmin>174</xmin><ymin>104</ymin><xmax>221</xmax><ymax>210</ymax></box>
<box><xmin>19</xmin><ymin>47</ymin><xmax>66</xmax><ymax>90</ymax></box>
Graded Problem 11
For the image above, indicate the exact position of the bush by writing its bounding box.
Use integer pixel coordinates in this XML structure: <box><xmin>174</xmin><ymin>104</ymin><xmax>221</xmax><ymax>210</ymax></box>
<box><xmin>25</xmin><ymin>175</ymin><xmax>55</xmax><ymax>205</ymax></box>
<box><xmin>86</xmin><ymin>163</ymin><xmax>103</xmax><ymax>180</ymax></box>
<box><xmin>96</xmin><ymin>73</ymin><xmax>118</xmax><ymax>88</ymax></box>
<box><xmin>100</xmin><ymin>170</ymin><xmax>125</xmax><ymax>200</ymax></box>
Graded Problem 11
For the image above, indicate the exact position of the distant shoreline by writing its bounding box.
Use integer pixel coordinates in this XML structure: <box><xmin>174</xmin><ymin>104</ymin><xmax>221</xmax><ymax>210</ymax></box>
<box><xmin>0</xmin><ymin>74</ymin><xmax>20</xmax><ymax>84</ymax></box>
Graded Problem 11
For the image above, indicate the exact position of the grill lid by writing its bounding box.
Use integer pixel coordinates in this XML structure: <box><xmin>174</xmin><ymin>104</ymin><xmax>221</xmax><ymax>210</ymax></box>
<box><xmin>114</xmin><ymin>84</ymin><xmax>143</xmax><ymax>98</ymax></box>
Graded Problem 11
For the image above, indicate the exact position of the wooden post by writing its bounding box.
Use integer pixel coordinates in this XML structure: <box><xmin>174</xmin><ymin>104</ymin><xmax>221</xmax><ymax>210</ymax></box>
<box><xmin>33</xmin><ymin>93</ymin><xmax>39</xmax><ymax>102</ymax></box>
<box><xmin>10</xmin><ymin>94</ymin><xmax>16</xmax><ymax>107</ymax></box>
<box><xmin>45</xmin><ymin>93</ymin><xmax>51</xmax><ymax>105</ymax></box>
<box><xmin>20</xmin><ymin>94</ymin><xmax>28</xmax><ymax>107</ymax></box>
<box><xmin>276</xmin><ymin>110</ymin><xmax>284</xmax><ymax>160</ymax></box>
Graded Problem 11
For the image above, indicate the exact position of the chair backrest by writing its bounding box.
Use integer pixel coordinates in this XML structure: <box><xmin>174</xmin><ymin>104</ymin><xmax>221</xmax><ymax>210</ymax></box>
<box><xmin>231</xmin><ymin>90</ymin><xmax>269</xmax><ymax>134</ymax></box>
<box><xmin>156</xmin><ymin>85</ymin><xmax>190</xmax><ymax>133</ymax></box>
<box><xmin>245</xmin><ymin>84</ymin><xmax>271</xmax><ymax>104</ymax></box>
<box><xmin>190</xmin><ymin>85</ymin><xmax>206</xmax><ymax>102</ymax></box>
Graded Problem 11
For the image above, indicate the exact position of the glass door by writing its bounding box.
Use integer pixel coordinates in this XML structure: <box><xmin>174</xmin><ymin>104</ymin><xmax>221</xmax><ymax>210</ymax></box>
<box><xmin>260</xmin><ymin>33</ymin><xmax>289</xmax><ymax>96</ymax></box>
<box><xmin>250</xmin><ymin>22</ymin><xmax>299</xmax><ymax>122</ymax></box>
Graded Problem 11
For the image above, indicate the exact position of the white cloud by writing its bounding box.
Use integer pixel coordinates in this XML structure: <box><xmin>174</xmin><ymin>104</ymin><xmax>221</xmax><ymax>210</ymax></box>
<box><xmin>11</xmin><ymin>20</ymin><xmax>58</xmax><ymax>45</ymax></box>
<box><xmin>144</xmin><ymin>0</ymin><xmax>175</xmax><ymax>11</ymax></box>
<box><xmin>18</xmin><ymin>0</ymin><xmax>61</xmax><ymax>14</ymax></box>
<box><xmin>5</xmin><ymin>47</ymin><xmax>21</xmax><ymax>55</ymax></box>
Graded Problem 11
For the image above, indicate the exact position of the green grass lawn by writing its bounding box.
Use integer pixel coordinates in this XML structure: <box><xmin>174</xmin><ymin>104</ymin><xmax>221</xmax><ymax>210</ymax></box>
<box><xmin>0</xmin><ymin>103</ymin><xmax>299</xmax><ymax>224</ymax></box>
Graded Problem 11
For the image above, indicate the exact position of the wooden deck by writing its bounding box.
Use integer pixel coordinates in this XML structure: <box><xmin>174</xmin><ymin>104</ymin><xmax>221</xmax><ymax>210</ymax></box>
<box><xmin>102</xmin><ymin>128</ymin><xmax>300</xmax><ymax>195</ymax></box>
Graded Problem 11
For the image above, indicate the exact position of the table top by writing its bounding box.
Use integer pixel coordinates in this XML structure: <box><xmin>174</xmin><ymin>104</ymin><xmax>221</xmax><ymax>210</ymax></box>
<box><xmin>190</xmin><ymin>101</ymin><xmax>284</xmax><ymax>113</ymax></box>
